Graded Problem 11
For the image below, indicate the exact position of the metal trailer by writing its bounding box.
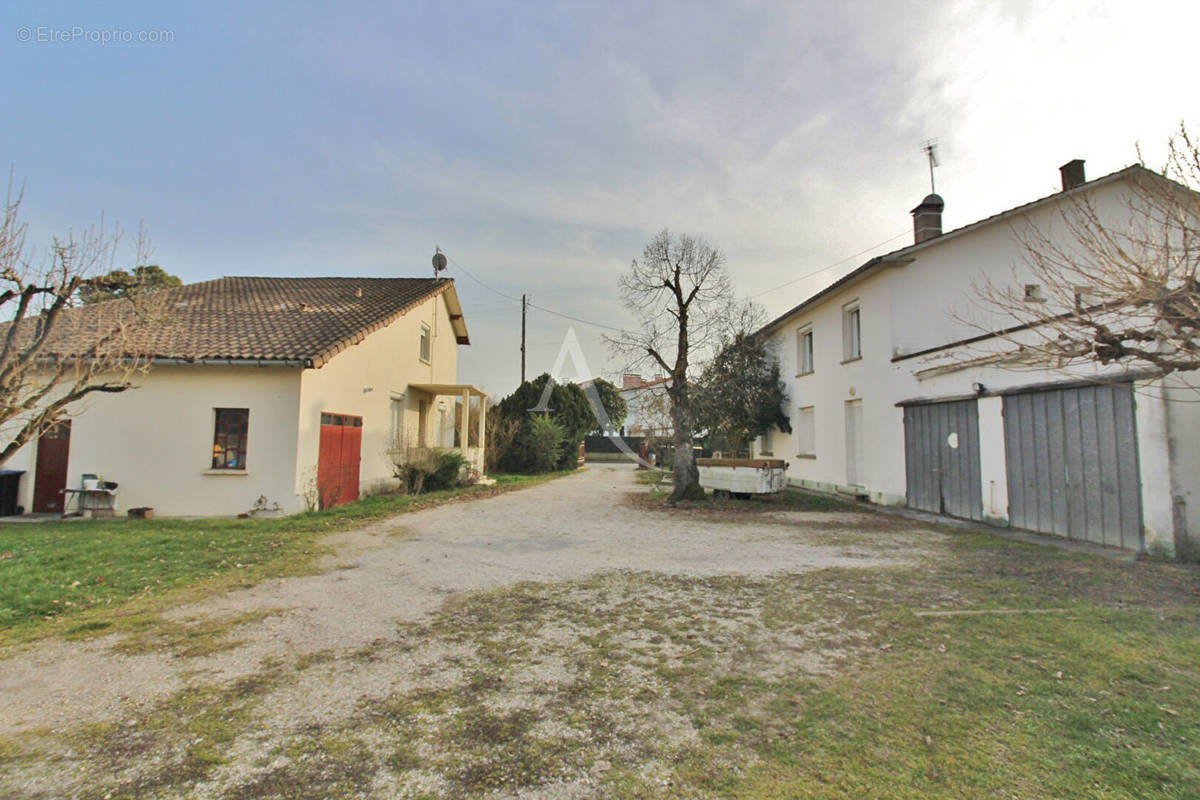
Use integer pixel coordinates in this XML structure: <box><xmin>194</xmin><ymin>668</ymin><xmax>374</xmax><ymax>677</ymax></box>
<box><xmin>696</xmin><ymin>458</ymin><xmax>789</xmax><ymax>498</ymax></box>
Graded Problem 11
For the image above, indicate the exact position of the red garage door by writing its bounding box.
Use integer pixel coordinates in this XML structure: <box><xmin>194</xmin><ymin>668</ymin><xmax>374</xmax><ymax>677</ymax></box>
<box><xmin>317</xmin><ymin>413</ymin><xmax>362</xmax><ymax>509</ymax></box>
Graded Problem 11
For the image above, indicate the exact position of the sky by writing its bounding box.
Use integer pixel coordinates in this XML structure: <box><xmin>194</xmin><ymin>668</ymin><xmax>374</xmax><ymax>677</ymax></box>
<box><xmin>3</xmin><ymin>0</ymin><xmax>1198</xmax><ymax>398</ymax></box>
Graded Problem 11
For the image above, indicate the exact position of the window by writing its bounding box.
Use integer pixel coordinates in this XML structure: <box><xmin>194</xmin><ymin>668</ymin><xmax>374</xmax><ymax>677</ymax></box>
<box><xmin>759</xmin><ymin>428</ymin><xmax>774</xmax><ymax>456</ymax></box>
<box><xmin>389</xmin><ymin>395</ymin><xmax>405</xmax><ymax>451</ymax></box>
<box><xmin>796</xmin><ymin>406</ymin><xmax>815</xmax><ymax>457</ymax></box>
<box><xmin>212</xmin><ymin>408</ymin><xmax>248</xmax><ymax>469</ymax></box>
<box><xmin>1024</xmin><ymin>284</ymin><xmax>1045</xmax><ymax>302</ymax></box>
<box><xmin>320</xmin><ymin>413</ymin><xmax>363</xmax><ymax>427</ymax></box>
<box><xmin>419</xmin><ymin>323</ymin><xmax>431</xmax><ymax>362</ymax></box>
<box><xmin>842</xmin><ymin>302</ymin><xmax>861</xmax><ymax>361</ymax></box>
<box><xmin>797</xmin><ymin>326</ymin><xmax>814</xmax><ymax>375</ymax></box>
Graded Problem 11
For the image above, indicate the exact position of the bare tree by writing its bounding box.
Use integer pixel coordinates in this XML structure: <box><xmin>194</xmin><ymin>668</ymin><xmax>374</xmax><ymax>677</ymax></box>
<box><xmin>609</xmin><ymin>229</ymin><xmax>736</xmax><ymax>503</ymax></box>
<box><xmin>973</xmin><ymin>124</ymin><xmax>1200</xmax><ymax>377</ymax></box>
<box><xmin>0</xmin><ymin>179</ymin><xmax>158</xmax><ymax>465</ymax></box>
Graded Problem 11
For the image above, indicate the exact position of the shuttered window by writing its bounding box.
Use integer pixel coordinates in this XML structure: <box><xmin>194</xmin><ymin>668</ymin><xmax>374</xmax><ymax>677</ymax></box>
<box><xmin>796</xmin><ymin>406</ymin><xmax>815</xmax><ymax>456</ymax></box>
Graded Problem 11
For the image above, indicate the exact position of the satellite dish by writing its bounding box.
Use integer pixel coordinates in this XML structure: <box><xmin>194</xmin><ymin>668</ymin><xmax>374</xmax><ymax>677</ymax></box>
<box><xmin>432</xmin><ymin>247</ymin><xmax>448</xmax><ymax>276</ymax></box>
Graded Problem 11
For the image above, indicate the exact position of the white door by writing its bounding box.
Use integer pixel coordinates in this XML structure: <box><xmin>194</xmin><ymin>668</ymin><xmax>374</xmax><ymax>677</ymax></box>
<box><xmin>845</xmin><ymin>399</ymin><xmax>864</xmax><ymax>486</ymax></box>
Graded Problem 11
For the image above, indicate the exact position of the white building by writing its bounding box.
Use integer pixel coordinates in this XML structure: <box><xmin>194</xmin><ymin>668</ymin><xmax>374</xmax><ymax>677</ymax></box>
<box><xmin>616</xmin><ymin>374</ymin><xmax>672</xmax><ymax>438</ymax></box>
<box><xmin>757</xmin><ymin>161</ymin><xmax>1199</xmax><ymax>556</ymax></box>
<box><xmin>4</xmin><ymin>277</ymin><xmax>486</xmax><ymax>517</ymax></box>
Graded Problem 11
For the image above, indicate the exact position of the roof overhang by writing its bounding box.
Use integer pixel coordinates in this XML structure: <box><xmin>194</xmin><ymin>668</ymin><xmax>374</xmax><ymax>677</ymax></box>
<box><xmin>409</xmin><ymin>383</ymin><xmax>488</xmax><ymax>398</ymax></box>
<box><xmin>758</xmin><ymin>164</ymin><xmax>1158</xmax><ymax>338</ymax></box>
<box><xmin>440</xmin><ymin>285</ymin><xmax>471</xmax><ymax>345</ymax></box>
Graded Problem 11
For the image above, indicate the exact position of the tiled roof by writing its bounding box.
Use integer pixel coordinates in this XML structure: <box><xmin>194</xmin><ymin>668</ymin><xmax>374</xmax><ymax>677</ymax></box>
<box><xmin>24</xmin><ymin>276</ymin><xmax>462</xmax><ymax>368</ymax></box>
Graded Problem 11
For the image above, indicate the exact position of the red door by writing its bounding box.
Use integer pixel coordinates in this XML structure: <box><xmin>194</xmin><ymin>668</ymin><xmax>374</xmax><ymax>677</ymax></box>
<box><xmin>32</xmin><ymin>421</ymin><xmax>71</xmax><ymax>512</ymax></box>
<box><xmin>317</xmin><ymin>413</ymin><xmax>362</xmax><ymax>508</ymax></box>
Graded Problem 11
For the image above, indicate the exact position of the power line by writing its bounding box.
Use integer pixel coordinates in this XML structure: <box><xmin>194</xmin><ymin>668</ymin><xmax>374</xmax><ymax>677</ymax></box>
<box><xmin>443</xmin><ymin>253</ymin><xmax>523</xmax><ymax>302</ymax></box>
<box><xmin>748</xmin><ymin>231</ymin><xmax>907</xmax><ymax>299</ymax></box>
<box><xmin>525</xmin><ymin>300</ymin><xmax>626</xmax><ymax>333</ymax></box>
<box><xmin>444</xmin><ymin>251</ymin><xmax>627</xmax><ymax>333</ymax></box>
<box><xmin>445</xmin><ymin>233</ymin><xmax>914</xmax><ymax>336</ymax></box>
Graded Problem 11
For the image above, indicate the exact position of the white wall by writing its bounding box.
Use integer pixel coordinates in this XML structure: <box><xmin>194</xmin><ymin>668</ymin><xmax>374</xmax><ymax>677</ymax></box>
<box><xmin>765</xmin><ymin>272</ymin><xmax>905</xmax><ymax>503</ymax></box>
<box><xmin>3</xmin><ymin>290</ymin><xmax>468</xmax><ymax>518</ymax></box>
<box><xmin>295</xmin><ymin>291</ymin><xmax>461</xmax><ymax>501</ymax></box>
<box><xmin>762</xmin><ymin>172</ymin><xmax>1186</xmax><ymax>551</ymax></box>
<box><xmin>1165</xmin><ymin>377</ymin><xmax>1200</xmax><ymax>556</ymax></box>
<box><xmin>6</xmin><ymin>365</ymin><xmax>303</xmax><ymax>516</ymax></box>
<box><xmin>888</xmin><ymin>179</ymin><xmax>1137</xmax><ymax>358</ymax></box>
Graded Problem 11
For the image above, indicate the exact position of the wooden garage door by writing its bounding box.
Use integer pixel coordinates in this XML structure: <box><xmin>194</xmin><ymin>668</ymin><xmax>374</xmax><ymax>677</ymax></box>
<box><xmin>903</xmin><ymin>399</ymin><xmax>983</xmax><ymax>521</ymax></box>
<box><xmin>1003</xmin><ymin>383</ymin><xmax>1142</xmax><ymax>550</ymax></box>
<box><xmin>317</xmin><ymin>413</ymin><xmax>363</xmax><ymax>509</ymax></box>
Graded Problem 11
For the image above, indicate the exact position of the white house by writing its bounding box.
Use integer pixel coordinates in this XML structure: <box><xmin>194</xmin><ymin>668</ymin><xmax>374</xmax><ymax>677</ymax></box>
<box><xmin>757</xmin><ymin>161</ymin><xmax>1199</xmax><ymax>557</ymax></box>
<box><xmin>615</xmin><ymin>374</ymin><xmax>672</xmax><ymax>438</ymax></box>
<box><xmin>4</xmin><ymin>276</ymin><xmax>487</xmax><ymax>517</ymax></box>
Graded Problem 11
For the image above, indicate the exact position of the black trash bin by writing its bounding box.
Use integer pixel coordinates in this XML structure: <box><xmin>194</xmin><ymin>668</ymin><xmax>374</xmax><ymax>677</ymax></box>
<box><xmin>0</xmin><ymin>469</ymin><xmax>25</xmax><ymax>516</ymax></box>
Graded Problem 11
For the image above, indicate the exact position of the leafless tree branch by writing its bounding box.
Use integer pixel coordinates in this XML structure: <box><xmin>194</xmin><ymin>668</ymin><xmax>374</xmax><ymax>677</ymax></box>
<box><xmin>605</xmin><ymin>229</ymin><xmax>737</xmax><ymax>502</ymax></box>
<box><xmin>0</xmin><ymin>175</ymin><xmax>164</xmax><ymax>465</ymax></box>
<box><xmin>969</xmin><ymin>123</ymin><xmax>1200</xmax><ymax>381</ymax></box>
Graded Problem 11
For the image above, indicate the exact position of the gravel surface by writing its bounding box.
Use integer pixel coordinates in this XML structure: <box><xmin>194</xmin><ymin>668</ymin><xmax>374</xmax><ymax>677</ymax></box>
<box><xmin>0</xmin><ymin>464</ymin><xmax>951</xmax><ymax>798</ymax></box>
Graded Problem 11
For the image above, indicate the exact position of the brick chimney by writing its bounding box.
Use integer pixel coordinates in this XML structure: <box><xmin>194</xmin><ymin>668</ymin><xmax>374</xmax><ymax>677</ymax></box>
<box><xmin>622</xmin><ymin>374</ymin><xmax>644</xmax><ymax>390</ymax></box>
<box><xmin>1060</xmin><ymin>159</ymin><xmax>1086</xmax><ymax>191</ymax></box>
<box><xmin>911</xmin><ymin>193</ymin><xmax>945</xmax><ymax>244</ymax></box>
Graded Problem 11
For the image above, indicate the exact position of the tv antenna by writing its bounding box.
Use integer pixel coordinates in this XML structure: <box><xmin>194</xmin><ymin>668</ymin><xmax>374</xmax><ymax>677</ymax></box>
<box><xmin>432</xmin><ymin>246</ymin><xmax>448</xmax><ymax>277</ymax></box>
<box><xmin>922</xmin><ymin>139</ymin><xmax>939</xmax><ymax>193</ymax></box>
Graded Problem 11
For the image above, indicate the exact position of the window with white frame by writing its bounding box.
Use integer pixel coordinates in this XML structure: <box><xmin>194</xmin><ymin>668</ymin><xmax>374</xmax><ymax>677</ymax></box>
<box><xmin>796</xmin><ymin>406</ymin><xmax>815</xmax><ymax>457</ymax></box>
<box><xmin>419</xmin><ymin>323</ymin><xmax>431</xmax><ymax>362</ymax></box>
<box><xmin>842</xmin><ymin>301</ymin><xmax>861</xmax><ymax>361</ymax></box>
<box><xmin>796</xmin><ymin>325</ymin><xmax>814</xmax><ymax>375</ymax></box>
<box><xmin>759</xmin><ymin>428</ymin><xmax>774</xmax><ymax>456</ymax></box>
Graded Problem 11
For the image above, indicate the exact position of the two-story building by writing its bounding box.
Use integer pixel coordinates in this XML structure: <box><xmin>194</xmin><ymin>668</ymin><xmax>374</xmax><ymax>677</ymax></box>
<box><xmin>757</xmin><ymin>162</ymin><xmax>1199</xmax><ymax>556</ymax></box>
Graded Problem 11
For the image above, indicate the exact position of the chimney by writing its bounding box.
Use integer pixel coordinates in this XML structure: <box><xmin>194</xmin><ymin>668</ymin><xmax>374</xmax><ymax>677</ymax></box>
<box><xmin>622</xmin><ymin>374</ymin><xmax>644</xmax><ymax>390</ymax></box>
<box><xmin>911</xmin><ymin>193</ymin><xmax>945</xmax><ymax>244</ymax></box>
<box><xmin>1060</xmin><ymin>159</ymin><xmax>1086</xmax><ymax>191</ymax></box>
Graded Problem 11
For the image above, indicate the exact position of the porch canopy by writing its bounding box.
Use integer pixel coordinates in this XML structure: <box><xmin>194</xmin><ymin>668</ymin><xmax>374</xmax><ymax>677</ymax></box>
<box><xmin>408</xmin><ymin>383</ymin><xmax>489</xmax><ymax>477</ymax></box>
<box><xmin>409</xmin><ymin>383</ymin><xmax>488</xmax><ymax>398</ymax></box>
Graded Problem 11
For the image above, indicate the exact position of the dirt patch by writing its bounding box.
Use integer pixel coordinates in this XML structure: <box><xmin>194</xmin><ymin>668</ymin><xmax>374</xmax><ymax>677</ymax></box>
<box><xmin>0</xmin><ymin>465</ymin><xmax>954</xmax><ymax>798</ymax></box>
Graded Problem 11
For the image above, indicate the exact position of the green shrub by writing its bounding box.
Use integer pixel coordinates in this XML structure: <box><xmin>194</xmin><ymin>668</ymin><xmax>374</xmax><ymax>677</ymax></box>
<box><xmin>425</xmin><ymin>449</ymin><xmax>470</xmax><ymax>491</ymax></box>
<box><xmin>526</xmin><ymin>414</ymin><xmax>565</xmax><ymax>473</ymax></box>
<box><xmin>396</xmin><ymin>448</ymin><xmax>469</xmax><ymax>494</ymax></box>
<box><xmin>496</xmin><ymin>373</ymin><xmax>596</xmax><ymax>472</ymax></box>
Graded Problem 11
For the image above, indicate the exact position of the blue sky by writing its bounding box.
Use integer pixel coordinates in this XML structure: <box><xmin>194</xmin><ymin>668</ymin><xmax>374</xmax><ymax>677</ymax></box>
<box><xmin>3</xmin><ymin>1</ymin><xmax>1197</xmax><ymax>395</ymax></box>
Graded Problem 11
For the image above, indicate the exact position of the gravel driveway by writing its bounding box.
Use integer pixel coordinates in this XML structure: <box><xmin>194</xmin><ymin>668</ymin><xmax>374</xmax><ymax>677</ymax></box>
<box><xmin>0</xmin><ymin>464</ymin><xmax>950</xmax><ymax>799</ymax></box>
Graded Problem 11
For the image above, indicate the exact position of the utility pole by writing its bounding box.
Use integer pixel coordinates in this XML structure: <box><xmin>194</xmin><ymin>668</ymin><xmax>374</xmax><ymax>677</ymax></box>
<box><xmin>520</xmin><ymin>293</ymin><xmax>527</xmax><ymax>385</ymax></box>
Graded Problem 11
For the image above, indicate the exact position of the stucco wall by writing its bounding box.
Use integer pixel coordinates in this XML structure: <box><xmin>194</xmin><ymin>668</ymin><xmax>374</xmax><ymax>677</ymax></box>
<box><xmin>764</xmin><ymin>273</ymin><xmax>905</xmax><ymax>503</ymax></box>
<box><xmin>295</xmin><ymin>291</ymin><xmax>461</xmax><ymax>503</ymax></box>
<box><xmin>887</xmin><ymin>179</ymin><xmax>1137</xmax><ymax>358</ymax></box>
<box><xmin>1161</xmin><ymin>375</ymin><xmax>1200</xmax><ymax>557</ymax></box>
<box><xmin>763</xmin><ymin>174</ymin><xmax>1186</xmax><ymax>552</ymax></box>
<box><xmin>5</xmin><ymin>365</ymin><xmax>303</xmax><ymax>516</ymax></box>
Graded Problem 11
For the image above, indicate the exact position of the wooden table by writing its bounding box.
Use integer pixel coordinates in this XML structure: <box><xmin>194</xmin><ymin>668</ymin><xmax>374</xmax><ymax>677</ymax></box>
<box><xmin>61</xmin><ymin>488</ymin><xmax>118</xmax><ymax>518</ymax></box>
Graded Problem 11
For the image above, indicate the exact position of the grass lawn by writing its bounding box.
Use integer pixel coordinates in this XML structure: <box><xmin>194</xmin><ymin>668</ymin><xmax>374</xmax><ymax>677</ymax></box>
<box><xmin>0</xmin><ymin>471</ymin><xmax>566</xmax><ymax>646</ymax></box>
<box><xmin>3</xmin><ymin>473</ymin><xmax>1199</xmax><ymax>798</ymax></box>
